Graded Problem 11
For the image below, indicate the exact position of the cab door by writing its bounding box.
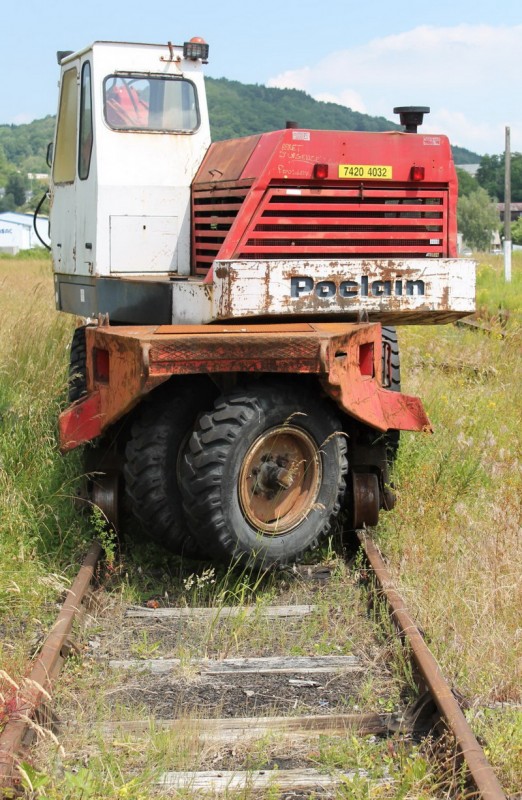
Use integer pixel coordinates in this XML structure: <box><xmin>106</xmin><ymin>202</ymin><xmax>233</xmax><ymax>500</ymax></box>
<box><xmin>75</xmin><ymin>57</ymin><xmax>96</xmax><ymax>278</ymax></box>
<box><xmin>50</xmin><ymin>64</ymin><xmax>78</xmax><ymax>275</ymax></box>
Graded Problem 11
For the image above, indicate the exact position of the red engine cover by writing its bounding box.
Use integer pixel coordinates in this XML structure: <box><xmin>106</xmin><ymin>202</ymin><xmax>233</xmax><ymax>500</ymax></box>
<box><xmin>191</xmin><ymin>128</ymin><xmax>458</xmax><ymax>279</ymax></box>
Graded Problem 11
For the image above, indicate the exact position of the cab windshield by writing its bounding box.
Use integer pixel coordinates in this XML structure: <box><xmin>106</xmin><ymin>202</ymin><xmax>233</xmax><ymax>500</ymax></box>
<box><xmin>103</xmin><ymin>75</ymin><xmax>199</xmax><ymax>132</ymax></box>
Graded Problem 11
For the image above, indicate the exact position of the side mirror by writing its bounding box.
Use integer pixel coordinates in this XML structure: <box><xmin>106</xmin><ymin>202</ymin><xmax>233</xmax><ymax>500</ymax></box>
<box><xmin>46</xmin><ymin>142</ymin><xmax>54</xmax><ymax>168</ymax></box>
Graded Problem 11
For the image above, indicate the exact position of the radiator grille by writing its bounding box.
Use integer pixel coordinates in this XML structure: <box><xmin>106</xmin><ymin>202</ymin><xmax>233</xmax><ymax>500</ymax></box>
<box><xmin>236</xmin><ymin>187</ymin><xmax>448</xmax><ymax>260</ymax></box>
<box><xmin>192</xmin><ymin>186</ymin><xmax>251</xmax><ymax>275</ymax></box>
<box><xmin>192</xmin><ymin>184</ymin><xmax>449</xmax><ymax>275</ymax></box>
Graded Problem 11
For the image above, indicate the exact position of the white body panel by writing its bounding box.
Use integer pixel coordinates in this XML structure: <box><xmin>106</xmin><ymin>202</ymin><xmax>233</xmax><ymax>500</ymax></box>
<box><xmin>170</xmin><ymin>259</ymin><xmax>476</xmax><ymax>324</ymax></box>
<box><xmin>50</xmin><ymin>41</ymin><xmax>210</xmax><ymax>280</ymax></box>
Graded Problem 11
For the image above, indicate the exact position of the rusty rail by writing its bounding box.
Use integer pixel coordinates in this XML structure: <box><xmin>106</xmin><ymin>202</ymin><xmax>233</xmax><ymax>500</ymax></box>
<box><xmin>0</xmin><ymin>541</ymin><xmax>102</xmax><ymax>788</ymax></box>
<box><xmin>0</xmin><ymin>534</ymin><xmax>508</xmax><ymax>799</ymax></box>
<box><xmin>359</xmin><ymin>532</ymin><xmax>507</xmax><ymax>800</ymax></box>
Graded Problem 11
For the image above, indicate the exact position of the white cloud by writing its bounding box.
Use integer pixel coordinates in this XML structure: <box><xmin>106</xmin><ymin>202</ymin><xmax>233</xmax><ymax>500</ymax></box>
<box><xmin>269</xmin><ymin>66</ymin><xmax>314</xmax><ymax>92</ymax></box>
<box><xmin>426</xmin><ymin>110</ymin><xmax>520</xmax><ymax>157</ymax></box>
<box><xmin>267</xmin><ymin>24</ymin><xmax>522</xmax><ymax>153</ymax></box>
<box><xmin>314</xmin><ymin>90</ymin><xmax>367</xmax><ymax>114</ymax></box>
<box><xmin>9</xmin><ymin>113</ymin><xmax>34</xmax><ymax>125</ymax></box>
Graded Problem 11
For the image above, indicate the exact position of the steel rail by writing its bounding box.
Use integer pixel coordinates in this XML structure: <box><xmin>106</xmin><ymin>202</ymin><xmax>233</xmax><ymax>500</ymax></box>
<box><xmin>359</xmin><ymin>532</ymin><xmax>507</xmax><ymax>800</ymax></box>
<box><xmin>0</xmin><ymin>541</ymin><xmax>102</xmax><ymax>788</ymax></box>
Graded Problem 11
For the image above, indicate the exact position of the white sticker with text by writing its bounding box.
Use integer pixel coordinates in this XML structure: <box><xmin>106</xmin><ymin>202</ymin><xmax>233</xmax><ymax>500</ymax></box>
<box><xmin>292</xmin><ymin>131</ymin><xmax>311</xmax><ymax>141</ymax></box>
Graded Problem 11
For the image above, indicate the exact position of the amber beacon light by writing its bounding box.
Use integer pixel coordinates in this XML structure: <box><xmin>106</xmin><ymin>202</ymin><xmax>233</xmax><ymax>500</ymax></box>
<box><xmin>183</xmin><ymin>37</ymin><xmax>209</xmax><ymax>61</ymax></box>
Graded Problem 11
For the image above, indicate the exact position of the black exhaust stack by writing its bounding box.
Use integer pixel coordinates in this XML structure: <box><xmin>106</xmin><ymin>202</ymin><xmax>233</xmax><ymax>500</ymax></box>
<box><xmin>393</xmin><ymin>106</ymin><xmax>430</xmax><ymax>133</ymax></box>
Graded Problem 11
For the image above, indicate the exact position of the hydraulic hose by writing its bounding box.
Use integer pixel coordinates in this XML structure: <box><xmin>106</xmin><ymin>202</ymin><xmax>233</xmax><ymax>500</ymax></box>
<box><xmin>33</xmin><ymin>191</ymin><xmax>51</xmax><ymax>251</ymax></box>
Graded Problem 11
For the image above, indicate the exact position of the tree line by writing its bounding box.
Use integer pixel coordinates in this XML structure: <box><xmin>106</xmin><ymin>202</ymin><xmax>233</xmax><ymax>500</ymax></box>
<box><xmin>456</xmin><ymin>154</ymin><xmax>522</xmax><ymax>249</ymax></box>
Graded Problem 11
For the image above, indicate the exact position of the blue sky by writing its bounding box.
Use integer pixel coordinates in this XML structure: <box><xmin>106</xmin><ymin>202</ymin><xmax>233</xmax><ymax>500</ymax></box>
<box><xmin>1</xmin><ymin>0</ymin><xmax>520</xmax><ymax>155</ymax></box>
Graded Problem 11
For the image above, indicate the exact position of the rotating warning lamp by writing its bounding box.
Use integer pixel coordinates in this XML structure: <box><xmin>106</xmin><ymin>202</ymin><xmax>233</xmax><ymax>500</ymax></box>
<box><xmin>183</xmin><ymin>38</ymin><xmax>209</xmax><ymax>61</ymax></box>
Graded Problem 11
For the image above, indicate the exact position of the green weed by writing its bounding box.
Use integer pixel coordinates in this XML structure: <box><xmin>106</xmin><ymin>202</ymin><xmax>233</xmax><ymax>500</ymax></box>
<box><xmin>475</xmin><ymin>251</ymin><xmax>522</xmax><ymax>323</ymax></box>
<box><xmin>1</xmin><ymin>257</ymin><xmax>520</xmax><ymax>796</ymax></box>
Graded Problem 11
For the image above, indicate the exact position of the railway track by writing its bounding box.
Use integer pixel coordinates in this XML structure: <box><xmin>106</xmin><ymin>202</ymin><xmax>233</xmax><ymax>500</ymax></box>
<box><xmin>0</xmin><ymin>535</ymin><xmax>508</xmax><ymax>799</ymax></box>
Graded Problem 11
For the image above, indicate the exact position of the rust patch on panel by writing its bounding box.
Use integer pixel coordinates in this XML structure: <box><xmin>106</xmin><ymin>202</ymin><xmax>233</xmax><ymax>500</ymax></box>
<box><xmin>194</xmin><ymin>136</ymin><xmax>261</xmax><ymax>185</ymax></box>
<box><xmin>155</xmin><ymin>323</ymin><xmax>315</xmax><ymax>335</ymax></box>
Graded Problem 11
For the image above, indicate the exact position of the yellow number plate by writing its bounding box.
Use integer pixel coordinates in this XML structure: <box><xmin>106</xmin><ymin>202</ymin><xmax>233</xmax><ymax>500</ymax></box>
<box><xmin>338</xmin><ymin>164</ymin><xmax>393</xmax><ymax>180</ymax></box>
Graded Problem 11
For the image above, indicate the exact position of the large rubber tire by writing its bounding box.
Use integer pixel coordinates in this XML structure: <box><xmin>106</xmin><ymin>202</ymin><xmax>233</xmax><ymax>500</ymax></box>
<box><xmin>381</xmin><ymin>326</ymin><xmax>400</xmax><ymax>392</ymax></box>
<box><xmin>381</xmin><ymin>326</ymin><xmax>401</xmax><ymax>461</ymax></box>
<box><xmin>124</xmin><ymin>382</ymin><xmax>215</xmax><ymax>557</ymax></box>
<box><xmin>68</xmin><ymin>326</ymin><xmax>88</xmax><ymax>403</ymax></box>
<box><xmin>180</xmin><ymin>382</ymin><xmax>348</xmax><ymax>567</ymax></box>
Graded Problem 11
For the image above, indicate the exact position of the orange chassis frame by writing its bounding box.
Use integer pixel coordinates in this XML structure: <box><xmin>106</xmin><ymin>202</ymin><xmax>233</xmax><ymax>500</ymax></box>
<box><xmin>59</xmin><ymin>321</ymin><xmax>432</xmax><ymax>453</ymax></box>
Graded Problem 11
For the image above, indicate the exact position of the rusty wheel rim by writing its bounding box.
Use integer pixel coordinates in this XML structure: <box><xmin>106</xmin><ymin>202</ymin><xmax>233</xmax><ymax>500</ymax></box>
<box><xmin>238</xmin><ymin>425</ymin><xmax>322</xmax><ymax>535</ymax></box>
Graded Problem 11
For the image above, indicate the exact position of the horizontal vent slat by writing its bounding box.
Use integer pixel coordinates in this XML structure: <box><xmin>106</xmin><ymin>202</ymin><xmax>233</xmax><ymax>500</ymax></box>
<box><xmin>257</xmin><ymin>215</ymin><xmax>442</xmax><ymax>226</ymax></box>
<box><xmin>268</xmin><ymin>188</ymin><xmax>446</xmax><ymax>198</ymax></box>
<box><xmin>194</xmin><ymin>253</ymin><xmax>226</xmax><ymax>260</ymax></box>
<box><xmin>239</xmin><ymin>244</ymin><xmax>444</xmax><ymax>253</ymax></box>
<box><xmin>194</xmin><ymin>203</ymin><xmax>245</xmax><ymax>214</ymax></box>
<box><xmin>194</xmin><ymin>216</ymin><xmax>238</xmax><ymax>225</ymax></box>
<box><xmin>247</xmin><ymin>231</ymin><xmax>442</xmax><ymax>242</ymax></box>
<box><xmin>264</xmin><ymin>202</ymin><xmax>442</xmax><ymax>214</ymax></box>
<box><xmin>193</xmin><ymin>190</ymin><xmax>250</xmax><ymax>200</ymax></box>
<box><xmin>253</xmin><ymin>225</ymin><xmax>443</xmax><ymax>234</ymax></box>
<box><xmin>195</xmin><ymin>232</ymin><xmax>229</xmax><ymax>241</ymax></box>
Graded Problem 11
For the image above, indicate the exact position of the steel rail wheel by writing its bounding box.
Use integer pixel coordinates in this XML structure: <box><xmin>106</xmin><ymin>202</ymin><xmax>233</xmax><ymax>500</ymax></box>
<box><xmin>180</xmin><ymin>382</ymin><xmax>348</xmax><ymax>567</ymax></box>
<box><xmin>91</xmin><ymin>469</ymin><xmax>120</xmax><ymax>531</ymax></box>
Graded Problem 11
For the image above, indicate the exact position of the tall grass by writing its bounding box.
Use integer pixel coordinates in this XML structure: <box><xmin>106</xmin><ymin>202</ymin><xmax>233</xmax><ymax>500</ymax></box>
<box><xmin>475</xmin><ymin>251</ymin><xmax>522</xmax><ymax>323</ymax></box>
<box><xmin>379</xmin><ymin>259</ymin><xmax>521</xmax><ymax>700</ymax></box>
<box><xmin>0</xmin><ymin>254</ymin><xmax>520</xmax><ymax>792</ymax></box>
<box><xmin>0</xmin><ymin>259</ymin><xmax>88</xmax><ymax>683</ymax></box>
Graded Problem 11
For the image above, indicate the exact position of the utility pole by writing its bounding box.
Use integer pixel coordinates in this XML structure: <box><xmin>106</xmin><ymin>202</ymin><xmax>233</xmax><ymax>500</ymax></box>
<box><xmin>504</xmin><ymin>127</ymin><xmax>512</xmax><ymax>282</ymax></box>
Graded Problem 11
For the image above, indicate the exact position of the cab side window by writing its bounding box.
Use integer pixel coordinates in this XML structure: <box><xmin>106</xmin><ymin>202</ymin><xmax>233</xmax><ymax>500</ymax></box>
<box><xmin>79</xmin><ymin>62</ymin><xmax>93</xmax><ymax>180</ymax></box>
<box><xmin>53</xmin><ymin>68</ymin><xmax>78</xmax><ymax>183</ymax></box>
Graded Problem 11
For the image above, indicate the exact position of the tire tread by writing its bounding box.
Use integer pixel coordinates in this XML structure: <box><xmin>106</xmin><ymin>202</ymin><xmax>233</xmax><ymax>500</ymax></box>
<box><xmin>124</xmin><ymin>389</ymin><xmax>205</xmax><ymax>556</ymax></box>
<box><xmin>180</xmin><ymin>384</ymin><xmax>347</xmax><ymax>566</ymax></box>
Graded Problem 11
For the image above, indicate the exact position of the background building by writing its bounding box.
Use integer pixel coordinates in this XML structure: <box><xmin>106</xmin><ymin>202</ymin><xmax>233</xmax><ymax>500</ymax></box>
<box><xmin>0</xmin><ymin>212</ymin><xmax>50</xmax><ymax>254</ymax></box>
<box><xmin>497</xmin><ymin>202</ymin><xmax>522</xmax><ymax>223</ymax></box>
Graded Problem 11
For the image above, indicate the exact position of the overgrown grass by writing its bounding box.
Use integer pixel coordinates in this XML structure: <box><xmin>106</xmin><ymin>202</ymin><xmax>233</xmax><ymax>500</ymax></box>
<box><xmin>0</xmin><ymin>254</ymin><xmax>520</xmax><ymax>795</ymax></box>
<box><xmin>0</xmin><ymin>259</ymin><xmax>90</xmax><ymax>688</ymax></box>
<box><xmin>0</xmin><ymin>247</ymin><xmax>51</xmax><ymax>262</ymax></box>
<box><xmin>376</xmin><ymin>256</ymin><xmax>522</xmax><ymax>790</ymax></box>
<box><xmin>475</xmin><ymin>251</ymin><xmax>522</xmax><ymax>323</ymax></box>
<box><xmin>379</xmin><ymin>320</ymin><xmax>521</xmax><ymax>703</ymax></box>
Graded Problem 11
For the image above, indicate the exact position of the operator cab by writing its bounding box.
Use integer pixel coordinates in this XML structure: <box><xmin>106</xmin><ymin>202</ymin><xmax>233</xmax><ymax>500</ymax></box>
<box><xmin>50</xmin><ymin>39</ymin><xmax>211</xmax><ymax>321</ymax></box>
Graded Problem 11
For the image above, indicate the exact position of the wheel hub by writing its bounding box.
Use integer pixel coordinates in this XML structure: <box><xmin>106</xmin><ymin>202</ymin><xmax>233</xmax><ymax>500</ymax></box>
<box><xmin>239</xmin><ymin>426</ymin><xmax>322</xmax><ymax>535</ymax></box>
<box><xmin>252</xmin><ymin>455</ymin><xmax>293</xmax><ymax>498</ymax></box>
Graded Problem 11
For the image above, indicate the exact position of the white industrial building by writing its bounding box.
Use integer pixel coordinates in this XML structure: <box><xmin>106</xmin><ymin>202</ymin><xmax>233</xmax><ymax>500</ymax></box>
<box><xmin>0</xmin><ymin>212</ymin><xmax>50</xmax><ymax>254</ymax></box>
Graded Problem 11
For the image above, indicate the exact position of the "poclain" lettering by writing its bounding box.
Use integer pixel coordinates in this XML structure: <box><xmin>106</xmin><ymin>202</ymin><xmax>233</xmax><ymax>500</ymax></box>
<box><xmin>290</xmin><ymin>276</ymin><xmax>425</xmax><ymax>299</ymax></box>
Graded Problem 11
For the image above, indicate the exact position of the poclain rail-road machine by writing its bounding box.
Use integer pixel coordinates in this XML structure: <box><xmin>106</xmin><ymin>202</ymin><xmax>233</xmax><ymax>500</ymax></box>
<box><xmin>49</xmin><ymin>38</ymin><xmax>475</xmax><ymax>566</ymax></box>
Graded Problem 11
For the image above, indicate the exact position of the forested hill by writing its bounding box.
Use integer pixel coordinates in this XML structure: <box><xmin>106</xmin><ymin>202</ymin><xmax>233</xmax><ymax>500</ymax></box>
<box><xmin>206</xmin><ymin>78</ymin><xmax>479</xmax><ymax>164</ymax></box>
<box><xmin>207</xmin><ymin>78</ymin><xmax>398</xmax><ymax>139</ymax></box>
<box><xmin>0</xmin><ymin>116</ymin><xmax>55</xmax><ymax>178</ymax></box>
<box><xmin>0</xmin><ymin>76</ymin><xmax>480</xmax><ymax>181</ymax></box>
